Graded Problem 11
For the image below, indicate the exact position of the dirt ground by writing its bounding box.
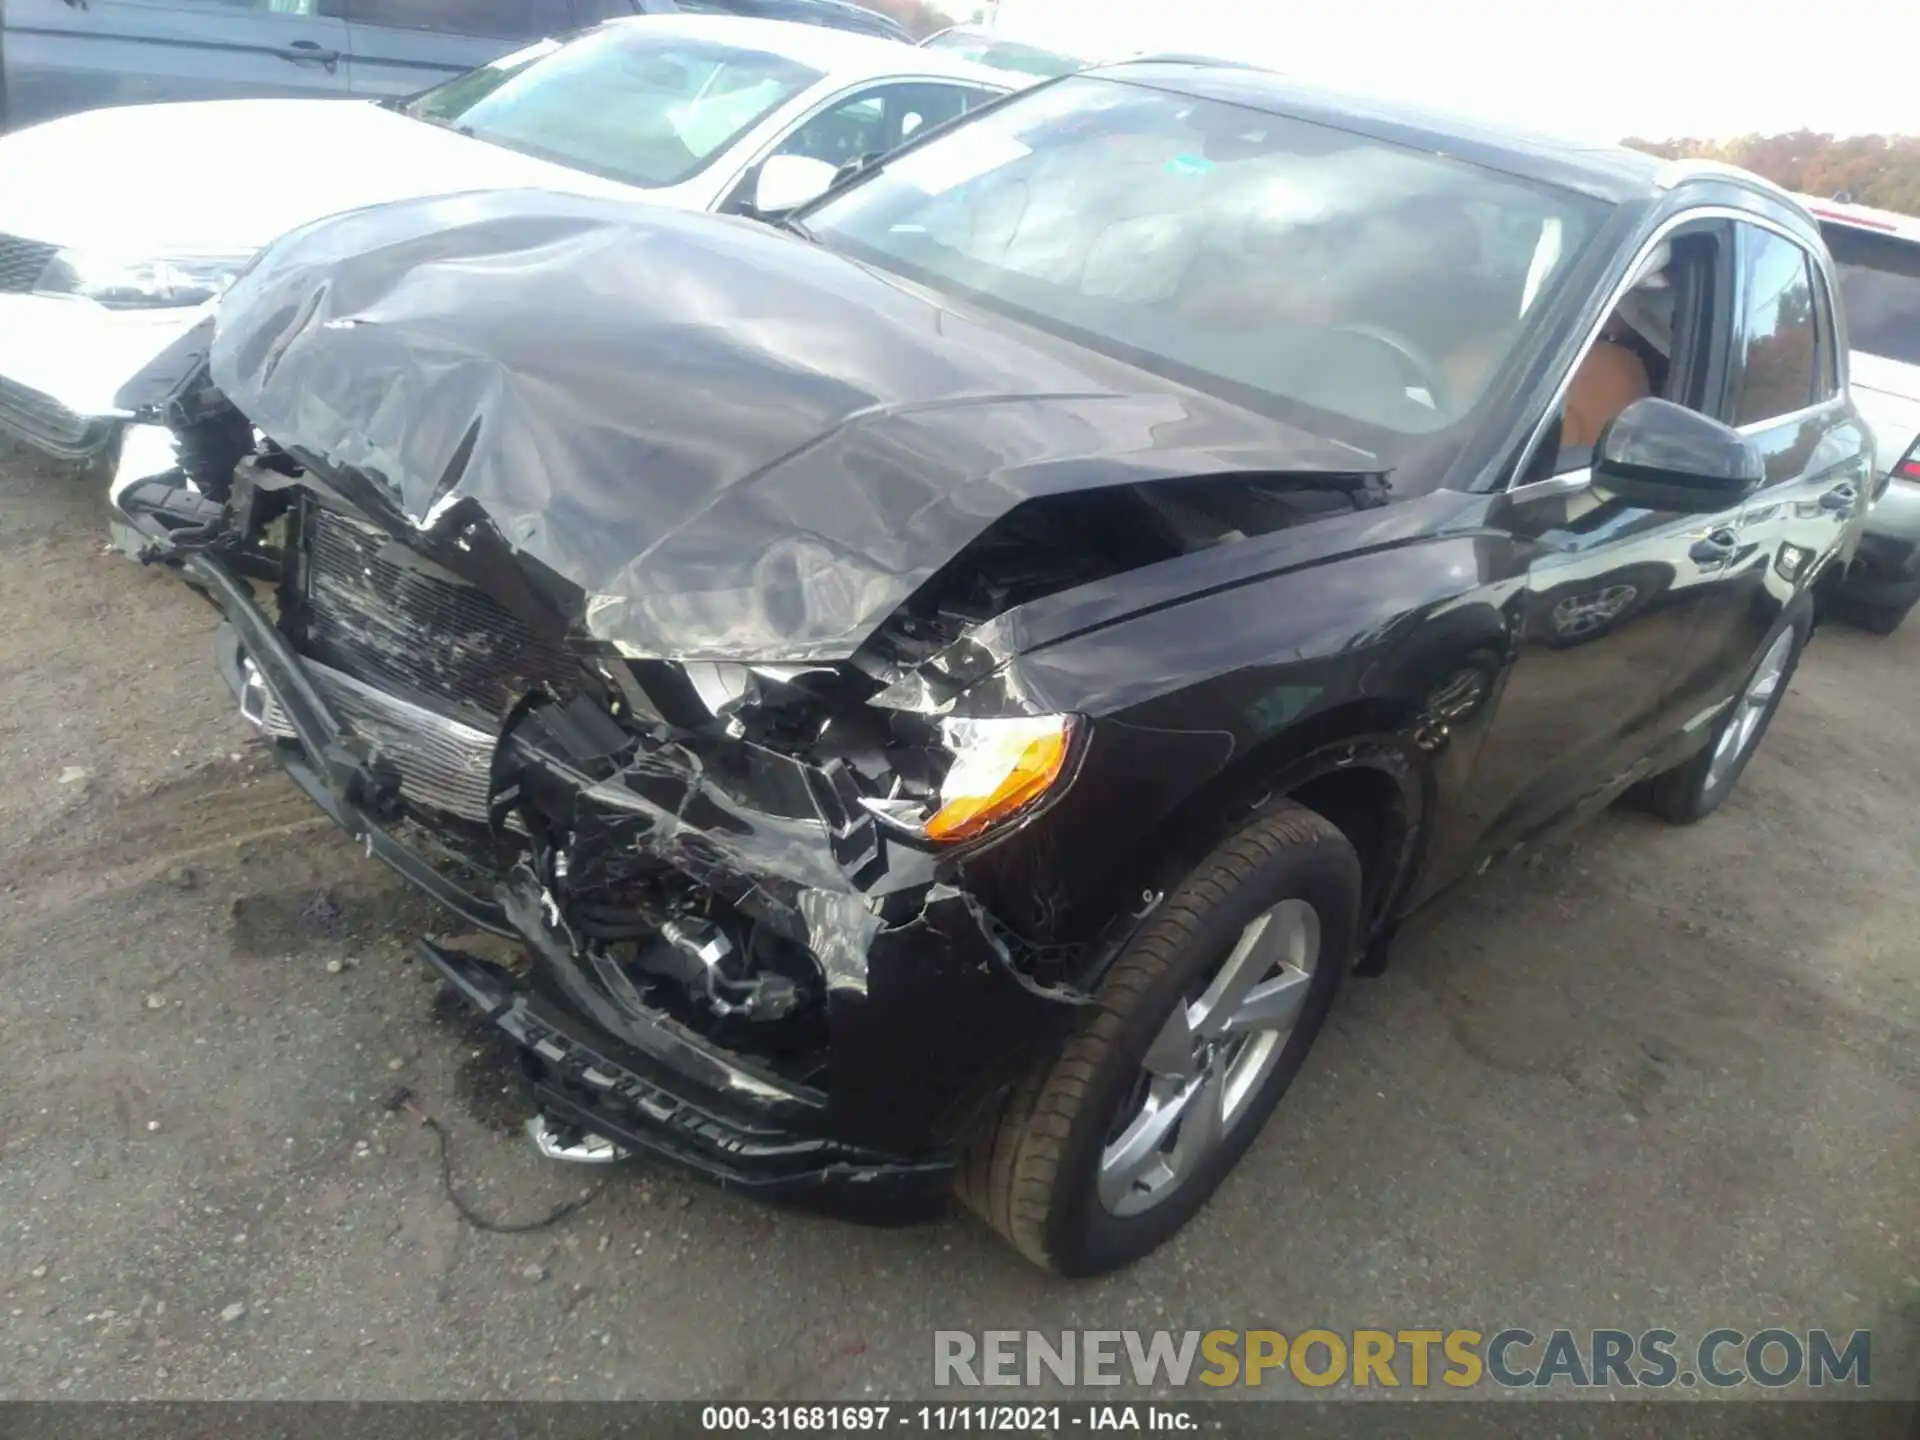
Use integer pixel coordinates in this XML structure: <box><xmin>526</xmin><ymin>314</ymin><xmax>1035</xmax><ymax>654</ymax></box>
<box><xmin>0</xmin><ymin>439</ymin><xmax>1914</xmax><ymax>1404</ymax></box>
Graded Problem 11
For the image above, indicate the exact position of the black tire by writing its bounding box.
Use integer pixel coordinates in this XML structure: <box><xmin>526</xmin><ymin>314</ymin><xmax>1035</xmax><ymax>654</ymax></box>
<box><xmin>957</xmin><ymin>800</ymin><xmax>1361</xmax><ymax>1276</ymax></box>
<box><xmin>1632</xmin><ymin>611</ymin><xmax>1809</xmax><ymax>825</ymax></box>
<box><xmin>1825</xmin><ymin>591</ymin><xmax>1913</xmax><ymax>637</ymax></box>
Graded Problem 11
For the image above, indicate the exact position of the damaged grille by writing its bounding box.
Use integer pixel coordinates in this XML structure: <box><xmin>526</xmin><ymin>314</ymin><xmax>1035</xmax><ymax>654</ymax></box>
<box><xmin>0</xmin><ymin>234</ymin><xmax>57</xmax><ymax>293</ymax></box>
<box><xmin>301</xmin><ymin>506</ymin><xmax>579</xmax><ymax>721</ymax></box>
<box><xmin>251</xmin><ymin>654</ymin><xmax>515</xmax><ymax>829</ymax></box>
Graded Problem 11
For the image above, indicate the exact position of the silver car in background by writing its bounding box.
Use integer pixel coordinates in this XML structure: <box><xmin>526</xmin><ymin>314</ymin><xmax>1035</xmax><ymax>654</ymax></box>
<box><xmin>1805</xmin><ymin>195</ymin><xmax>1920</xmax><ymax>632</ymax></box>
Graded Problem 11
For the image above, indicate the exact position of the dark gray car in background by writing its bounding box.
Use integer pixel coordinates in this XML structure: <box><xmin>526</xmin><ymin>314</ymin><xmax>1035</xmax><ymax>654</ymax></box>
<box><xmin>0</xmin><ymin>0</ymin><xmax>909</xmax><ymax>131</ymax></box>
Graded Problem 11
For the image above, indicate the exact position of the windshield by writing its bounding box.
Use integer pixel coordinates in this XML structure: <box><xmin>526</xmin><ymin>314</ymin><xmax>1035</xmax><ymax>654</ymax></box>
<box><xmin>400</xmin><ymin>26</ymin><xmax>823</xmax><ymax>189</ymax></box>
<box><xmin>1822</xmin><ymin>223</ymin><xmax>1920</xmax><ymax>368</ymax></box>
<box><xmin>807</xmin><ymin>77</ymin><xmax>1606</xmax><ymax>458</ymax></box>
<box><xmin>922</xmin><ymin>31</ymin><xmax>1085</xmax><ymax>78</ymax></box>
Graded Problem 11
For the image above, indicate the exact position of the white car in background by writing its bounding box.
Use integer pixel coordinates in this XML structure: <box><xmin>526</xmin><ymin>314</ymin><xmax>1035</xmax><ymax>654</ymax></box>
<box><xmin>0</xmin><ymin>14</ymin><xmax>1010</xmax><ymax>463</ymax></box>
<box><xmin>1803</xmin><ymin>195</ymin><xmax>1920</xmax><ymax>632</ymax></box>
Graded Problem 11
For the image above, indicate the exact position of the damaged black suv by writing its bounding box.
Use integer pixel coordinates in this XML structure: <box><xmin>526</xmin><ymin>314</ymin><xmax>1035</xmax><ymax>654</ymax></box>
<box><xmin>114</xmin><ymin>61</ymin><xmax>1872</xmax><ymax>1274</ymax></box>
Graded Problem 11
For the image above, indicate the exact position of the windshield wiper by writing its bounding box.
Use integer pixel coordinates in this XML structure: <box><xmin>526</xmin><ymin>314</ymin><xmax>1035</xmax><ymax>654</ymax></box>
<box><xmin>776</xmin><ymin>214</ymin><xmax>817</xmax><ymax>243</ymax></box>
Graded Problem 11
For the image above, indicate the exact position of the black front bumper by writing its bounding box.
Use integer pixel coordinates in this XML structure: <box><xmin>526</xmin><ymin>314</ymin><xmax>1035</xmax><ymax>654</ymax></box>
<box><xmin>187</xmin><ymin>548</ymin><xmax>1069</xmax><ymax>1222</ymax></box>
<box><xmin>418</xmin><ymin>936</ymin><xmax>952</xmax><ymax>1222</ymax></box>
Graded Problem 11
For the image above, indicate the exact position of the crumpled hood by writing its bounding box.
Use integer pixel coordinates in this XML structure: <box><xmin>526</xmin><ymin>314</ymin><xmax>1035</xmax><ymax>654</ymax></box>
<box><xmin>210</xmin><ymin>188</ymin><xmax>1372</xmax><ymax>661</ymax></box>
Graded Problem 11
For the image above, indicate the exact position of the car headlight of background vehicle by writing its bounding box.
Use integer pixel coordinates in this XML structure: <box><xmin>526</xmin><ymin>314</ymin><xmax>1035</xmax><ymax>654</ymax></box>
<box><xmin>33</xmin><ymin>249</ymin><xmax>250</xmax><ymax>309</ymax></box>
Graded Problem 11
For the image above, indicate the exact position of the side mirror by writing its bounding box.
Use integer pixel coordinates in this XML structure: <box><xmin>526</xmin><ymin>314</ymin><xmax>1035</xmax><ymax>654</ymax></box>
<box><xmin>752</xmin><ymin>154</ymin><xmax>840</xmax><ymax>217</ymax></box>
<box><xmin>1592</xmin><ymin>397</ymin><xmax>1763</xmax><ymax>513</ymax></box>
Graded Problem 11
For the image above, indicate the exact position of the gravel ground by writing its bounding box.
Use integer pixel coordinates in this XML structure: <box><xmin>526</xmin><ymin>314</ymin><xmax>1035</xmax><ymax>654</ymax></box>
<box><xmin>0</xmin><ymin>440</ymin><xmax>1914</xmax><ymax>1405</ymax></box>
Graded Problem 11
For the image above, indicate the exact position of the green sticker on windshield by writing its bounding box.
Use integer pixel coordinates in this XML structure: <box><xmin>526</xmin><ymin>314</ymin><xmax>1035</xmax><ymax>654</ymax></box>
<box><xmin>1166</xmin><ymin>154</ymin><xmax>1214</xmax><ymax>177</ymax></box>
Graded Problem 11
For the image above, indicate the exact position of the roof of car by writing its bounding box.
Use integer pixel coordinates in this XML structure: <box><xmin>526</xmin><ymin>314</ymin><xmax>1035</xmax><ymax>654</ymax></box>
<box><xmin>1795</xmin><ymin>193</ymin><xmax>1920</xmax><ymax>245</ymax></box>
<box><xmin>1084</xmin><ymin>59</ymin><xmax>1746</xmax><ymax>206</ymax></box>
<box><xmin>606</xmin><ymin>12</ymin><xmax>1017</xmax><ymax>86</ymax></box>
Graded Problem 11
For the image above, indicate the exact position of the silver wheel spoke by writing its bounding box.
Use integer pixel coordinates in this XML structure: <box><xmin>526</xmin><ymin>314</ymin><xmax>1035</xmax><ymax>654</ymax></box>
<box><xmin>1140</xmin><ymin>1000</ymin><xmax>1201</xmax><ymax>1082</ymax></box>
<box><xmin>1190</xmin><ymin>913</ymin><xmax>1281</xmax><ymax>1035</ymax></box>
<box><xmin>1219</xmin><ymin>965</ymin><xmax>1313</xmax><ymax>1036</ymax></box>
<box><xmin>1161</xmin><ymin>1056</ymin><xmax>1227</xmax><ymax>1182</ymax></box>
<box><xmin>1706</xmin><ymin>628</ymin><xmax>1795</xmax><ymax>792</ymax></box>
<box><xmin>1192</xmin><ymin>899</ymin><xmax>1317</xmax><ymax>1037</ymax></box>
<box><xmin>1098</xmin><ymin>1075</ymin><xmax>1201</xmax><ymax>1211</ymax></box>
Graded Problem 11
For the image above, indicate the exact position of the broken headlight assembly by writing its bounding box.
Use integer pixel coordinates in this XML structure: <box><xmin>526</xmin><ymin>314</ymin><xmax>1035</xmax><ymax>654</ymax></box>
<box><xmin>865</xmin><ymin>713</ymin><xmax>1078</xmax><ymax>844</ymax></box>
<box><xmin>34</xmin><ymin>248</ymin><xmax>250</xmax><ymax>309</ymax></box>
<box><xmin>641</xmin><ymin>656</ymin><xmax>1079</xmax><ymax>846</ymax></box>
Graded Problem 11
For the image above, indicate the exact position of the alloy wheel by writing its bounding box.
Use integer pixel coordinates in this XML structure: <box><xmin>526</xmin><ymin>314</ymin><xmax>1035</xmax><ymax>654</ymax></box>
<box><xmin>1098</xmin><ymin>898</ymin><xmax>1322</xmax><ymax>1217</ymax></box>
<box><xmin>1704</xmin><ymin>626</ymin><xmax>1796</xmax><ymax>794</ymax></box>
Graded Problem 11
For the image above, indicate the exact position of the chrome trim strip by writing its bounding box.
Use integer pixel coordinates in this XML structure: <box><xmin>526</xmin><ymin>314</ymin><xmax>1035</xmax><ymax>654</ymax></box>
<box><xmin>1506</xmin><ymin>467</ymin><xmax>1592</xmax><ymax>504</ymax></box>
<box><xmin>1734</xmin><ymin>397</ymin><xmax>1847</xmax><ymax>438</ymax></box>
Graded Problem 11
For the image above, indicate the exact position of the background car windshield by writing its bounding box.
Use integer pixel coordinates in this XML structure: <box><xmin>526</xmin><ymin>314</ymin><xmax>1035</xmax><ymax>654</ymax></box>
<box><xmin>922</xmin><ymin>32</ymin><xmax>1084</xmax><ymax>78</ymax></box>
<box><xmin>1822</xmin><ymin>224</ymin><xmax>1920</xmax><ymax>366</ymax></box>
<box><xmin>807</xmin><ymin>77</ymin><xmax>1605</xmax><ymax>449</ymax></box>
<box><xmin>401</xmin><ymin>27</ymin><xmax>822</xmax><ymax>189</ymax></box>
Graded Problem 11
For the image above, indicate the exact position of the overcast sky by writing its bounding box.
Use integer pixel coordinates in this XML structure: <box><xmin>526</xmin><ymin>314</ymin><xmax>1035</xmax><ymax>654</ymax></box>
<box><xmin>985</xmin><ymin>0</ymin><xmax>1914</xmax><ymax>142</ymax></box>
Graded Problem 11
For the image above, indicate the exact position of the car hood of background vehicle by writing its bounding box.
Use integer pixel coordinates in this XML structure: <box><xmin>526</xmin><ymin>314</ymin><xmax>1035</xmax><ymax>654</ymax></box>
<box><xmin>209</xmin><ymin>188</ymin><xmax>1375</xmax><ymax>662</ymax></box>
<box><xmin>0</xmin><ymin>99</ymin><xmax>633</xmax><ymax>254</ymax></box>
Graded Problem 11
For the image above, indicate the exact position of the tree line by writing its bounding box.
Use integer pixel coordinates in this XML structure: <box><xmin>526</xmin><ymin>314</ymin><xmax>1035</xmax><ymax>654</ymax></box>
<box><xmin>861</xmin><ymin>0</ymin><xmax>954</xmax><ymax>38</ymax></box>
<box><xmin>1624</xmin><ymin>132</ymin><xmax>1920</xmax><ymax>217</ymax></box>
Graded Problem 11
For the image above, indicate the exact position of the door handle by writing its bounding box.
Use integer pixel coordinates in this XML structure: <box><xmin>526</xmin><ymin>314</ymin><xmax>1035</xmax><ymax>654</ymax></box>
<box><xmin>1688</xmin><ymin>527</ymin><xmax>1737</xmax><ymax>567</ymax></box>
<box><xmin>279</xmin><ymin>41</ymin><xmax>340</xmax><ymax>72</ymax></box>
<box><xmin>1819</xmin><ymin>483</ymin><xmax>1858</xmax><ymax>517</ymax></box>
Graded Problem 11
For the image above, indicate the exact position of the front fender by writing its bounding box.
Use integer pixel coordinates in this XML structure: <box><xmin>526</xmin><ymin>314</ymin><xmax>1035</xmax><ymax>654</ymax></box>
<box><xmin>939</xmin><ymin>529</ymin><xmax>1518</xmax><ymax>966</ymax></box>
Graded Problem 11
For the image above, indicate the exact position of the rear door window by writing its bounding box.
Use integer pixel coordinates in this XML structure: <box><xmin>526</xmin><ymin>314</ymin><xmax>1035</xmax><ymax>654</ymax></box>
<box><xmin>1730</xmin><ymin>227</ymin><xmax>1822</xmax><ymax>425</ymax></box>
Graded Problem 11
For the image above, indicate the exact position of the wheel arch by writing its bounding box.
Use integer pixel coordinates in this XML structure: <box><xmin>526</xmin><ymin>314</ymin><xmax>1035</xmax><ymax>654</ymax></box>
<box><xmin>1099</xmin><ymin>698</ymin><xmax>1434</xmax><ymax>978</ymax></box>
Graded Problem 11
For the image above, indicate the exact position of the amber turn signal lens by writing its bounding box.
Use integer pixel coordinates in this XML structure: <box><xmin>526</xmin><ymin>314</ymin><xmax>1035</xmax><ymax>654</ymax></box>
<box><xmin>924</xmin><ymin>716</ymin><xmax>1073</xmax><ymax>843</ymax></box>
